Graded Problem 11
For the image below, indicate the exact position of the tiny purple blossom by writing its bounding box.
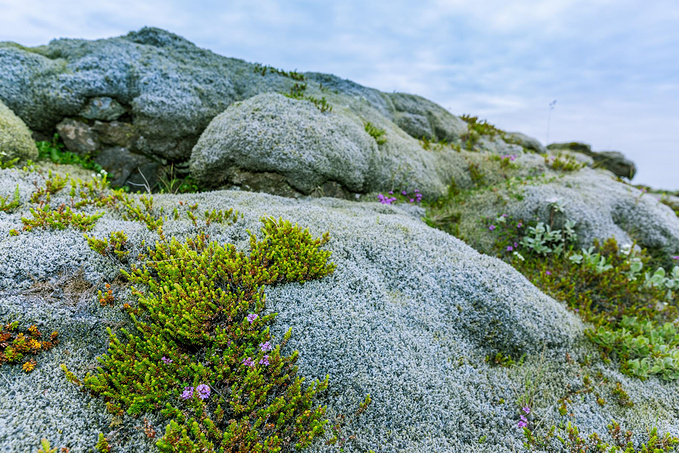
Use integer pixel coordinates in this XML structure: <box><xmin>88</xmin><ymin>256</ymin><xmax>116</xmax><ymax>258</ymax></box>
<box><xmin>196</xmin><ymin>384</ymin><xmax>210</xmax><ymax>400</ymax></box>
<box><xmin>388</xmin><ymin>191</ymin><xmax>394</xmax><ymax>195</ymax></box>
<box><xmin>672</xmin><ymin>256</ymin><xmax>679</xmax><ymax>260</ymax></box>
<box><xmin>402</xmin><ymin>191</ymin><xmax>407</xmax><ymax>196</ymax></box>
<box><xmin>246</xmin><ymin>313</ymin><xmax>258</xmax><ymax>324</ymax></box>
<box><xmin>180</xmin><ymin>386</ymin><xmax>194</xmax><ymax>400</ymax></box>
<box><xmin>410</xmin><ymin>199</ymin><xmax>415</xmax><ymax>203</ymax></box>
<box><xmin>517</xmin><ymin>222</ymin><xmax>523</xmax><ymax>228</ymax></box>
<box><xmin>414</xmin><ymin>189</ymin><xmax>419</xmax><ymax>193</ymax></box>
<box><xmin>161</xmin><ymin>356</ymin><xmax>172</xmax><ymax>364</ymax></box>
<box><xmin>488</xmin><ymin>225</ymin><xmax>496</xmax><ymax>231</ymax></box>
<box><xmin>518</xmin><ymin>415</ymin><xmax>529</xmax><ymax>428</ymax></box>
<box><xmin>243</xmin><ymin>357</ymin><xmax>255</xmax><ymax>367</ymax></box>
<box><xmin>506</xmin><ymin>246</ymin><xmax>514</xmax><ymax>252</ymax></box>
<box><xmin>260</xmin><ymin>341</ymin><xmax>273</xmax><ymax>352</ymax></box>
<box><xmin>259</xmin><ymin>355</ymin><xmax>270</xmax><ymax>366</ymax></box>
<box><xmin>522</xmin><ymin>406</ymin><xmax>531</xmax><ymax>414</ymax></box>
<box><xmin>514</xmin><ymin>242</ymin><xmax>518</xmax><ymax>247</ymax></box>
<box><xmin>545</xmin><ymin>271</ymin><xmax>552</xmax><ymax>275</ymax></box>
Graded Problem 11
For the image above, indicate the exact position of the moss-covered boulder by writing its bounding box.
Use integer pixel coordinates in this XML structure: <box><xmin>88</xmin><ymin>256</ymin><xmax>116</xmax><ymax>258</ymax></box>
<box><xmin>0</xmin><ymin>100</ymin><xmax>38</xmax><ymax>163</ymax></box>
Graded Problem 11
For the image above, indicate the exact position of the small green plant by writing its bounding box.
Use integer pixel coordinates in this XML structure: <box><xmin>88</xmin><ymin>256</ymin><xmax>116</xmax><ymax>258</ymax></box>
<box><xmin>545</xmin><ymin>153</ymin><xmax>585</xmax><ymax>172</ymax></box>
<box><xmin>253</xmin><ymin>63</ymin><xmax>306</xmax><ymax>81</ymax></box>
<box><xmin>85</xmin><ymin>231</ymin><xmax>131</xmax><ymax>262</ymax></box>
<box><xmin>0</xmin><ymin>185</ymin><xmax>20</xmax><ymax>212</ymax></box>
<box><xmin>0</xmin><ymin>156</ymin><xmax>19</xmax><ymax>169</ymax></box>
<box><xmin>37</xmin><ymin>438</ymin><xmax>57</xmax><ymax>453</ymax></box>
<box><xmin>468</xmin><ymin>162</ymin><xmax>485</xmax><ymax>186</ymax></box>
<box><xmin>285</xmin><ymin>82</ymin><xmax>333</xmax><ymax>113</ymax></box>
<box><xmin>21</xmin><ymin>204</ymin><xmax>104</xmax><ymax>232</ymax></box>
<box><xmin>31</xmin><ymin>170</ymin><xmax>70</xmax><ymax>204</ymax></box>
<box><xmin>364</xmin><ymin>122</ymin><xmax>387</xmax><ymax>145</ymax></box>
<box><xmin>36</xmin><ymin>134</ymin><xmax>104</xmax><ymax>173</ymax></box>
<box><xmin>158</xmin><ymin>165</ymin><xmax>200</xmax><ymax>194</ymax></box>
<box><xmin>94</xmin><ymin>433</ymin><xmax>110</xmax><ymax>453</ymax></box>
<box><xmin>119</xmin><ymin>195</ymin><xmax>164</xmax><ymax>232</ymax></box>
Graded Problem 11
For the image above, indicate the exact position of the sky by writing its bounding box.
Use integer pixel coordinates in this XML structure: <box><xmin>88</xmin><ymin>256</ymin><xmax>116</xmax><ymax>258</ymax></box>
<box><xmin>2</xmin><ymin>0</ymin><xmax>678</xmax><ymax>190</ymax></box>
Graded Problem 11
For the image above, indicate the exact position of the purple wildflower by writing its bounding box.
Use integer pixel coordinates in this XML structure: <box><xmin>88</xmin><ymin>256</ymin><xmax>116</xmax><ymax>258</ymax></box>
<box><xmin>243</xmin><ymin>357</ymin><xmax>255</xmax><ymax>367</ymax></box>
<box><xmin>545</xmin><ymin>271</ymin><xmax>552</xmax><ymax>275</ymax></box>
<box><xmin>259</xmin><ymin>355</ymin><xmax>270</xmax><ymax>366</ymax></box>
<box><xmin>161</xmin><ymin>356</ymin><xmax>173</xmax><ymax>364</ymax></box>
<box><xmin>410</xmin><ymin>199</ymin><xmax>415</xmax><ymax>203</ymax></box>
<box><xmin>388</xmin><ymin>191</ymin><xmax>394</xmax><ymax>195</ymax></box>
<box><xmin>517</xmin><ymin>222</ymin><xmax>523</xmax><ymax>228</ymax></box>
<box><xmin>196</xmin><ymin>384</ymin><xmax>210</xmax><ymax>400</ymax></box>
<box><xmin>518</xmin><ymin>415</ymin><xmax>528</xmax><ymax>428</ymax></box>
<box><xmin>489</xmin><ymin>225</ymin><xmax>496</xmax><ymax>231</ymax></box>
<box><xmin>402</xmin><ymin>191</ymin><xmax>407</xmax><ymax>196</ymax></box>
<box><xmin>260</xmin><ymin>341</ymin><xmax>273</xmax><ymax>352</ymax></box>
<box><xmin>246</xmin><ymin>313</ymin><xmax>258</xmax><ymax>324</ymax></box>
<box><xmin>514</xmin><ymin>242</ymin><xmax>518</xmax><ymax>248</ymax></box>
<box><xmin>506</xmin><ymin>246</ymin><xmax>514</xmax><ymax>252</ymax></box>
<box><xmin>180</xmin><ymin>386</ymin><xmax>194</xmax><ymax>400</ymax></box>
<box><xmin>672</xmin><ymin>256</ymin><xmax>679</xmax><ymax>260</ymax></box>
<box><xmin>522</xmin><ymin>406</ymin><xmax>531</xmax><ymax>414</ymax></box>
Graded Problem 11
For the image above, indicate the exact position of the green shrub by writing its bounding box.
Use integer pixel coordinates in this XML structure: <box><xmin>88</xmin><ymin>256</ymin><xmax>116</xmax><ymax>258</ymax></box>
<box><xmin>69</xmin><ymin>217</ymin><xmax>336</xmax><ymax>451</ymax></box>
<box><xmin>21</xmin><ymin>204</ymin><xmax>104</xmax><ymax>232</ymax></box>
<box><xmin>364</xmin><ymin>122</ymin><xmax>387</xmax><ymax>145</ymax></box>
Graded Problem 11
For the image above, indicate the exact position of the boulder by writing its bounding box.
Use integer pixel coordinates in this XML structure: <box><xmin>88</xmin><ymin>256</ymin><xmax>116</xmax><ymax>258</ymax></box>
<box><xmin>547</xmin><ymin>142</ymin><xmax>636</xmax><ymax>179</ymax></box>
<box><xmin>505</xmin><ymin>131</ymin><xmax>546</xmax><ymax>153</ymax></box>
<box><xmin>190</xmin><ymin>93</ymin><xmax>465</xmax><ymax>199</ymax></box>
<box><xmin>0</xmin><ymin>99</ymin><xmax>38</xmax><ymax>163</ymax></box>
<box><xmin>590</xmin><ymin>150</ymin><xmax>636</xmax><ymax>179</ymax></box>
<box><xmin>386</xmin><ymin>92</ymin><xmax>468</xmax><ymax>142</ymax></box>
<box><xmin>189</xmin><ymin>93</ymin><xmax>376</xmax><ymax>195</ymax></box>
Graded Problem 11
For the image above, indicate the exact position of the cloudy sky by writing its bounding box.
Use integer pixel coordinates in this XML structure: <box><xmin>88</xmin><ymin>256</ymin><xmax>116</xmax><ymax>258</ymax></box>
<box><xmin>2</xmin><ymin>0</ymin><xmax>678</xmax><ymax>190</ymax></box>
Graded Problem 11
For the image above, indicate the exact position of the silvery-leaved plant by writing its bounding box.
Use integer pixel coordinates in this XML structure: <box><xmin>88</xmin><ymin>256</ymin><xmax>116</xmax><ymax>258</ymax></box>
<box><xmin>520</xmin><ymin>220</ymin><xmax>577</xmax><ymax>257</ymax></box>
<box><xmin>569</xmin><ymin>247</ymin><xmax>614</xmax><ymax>274</ymax></box>
<box><xmin>644</xmin><ymin>266</ymin><xmax>679</xmax><ymax>300</ymax></box>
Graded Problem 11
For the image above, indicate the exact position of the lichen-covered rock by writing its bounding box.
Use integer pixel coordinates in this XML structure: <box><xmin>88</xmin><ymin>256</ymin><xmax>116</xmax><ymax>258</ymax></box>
<box><xmin>505</xmin><ymin>131</ymin><xmax>546</xmax><ymax>153</ymax></box>
<box><xmin>190</xmin><ymin>93</ymin><xmax>471</xmax><ymax>198</ymax></box>
<box><xmin>548</xmin><ymin>142</ymin><xmax>636</xmax><ymax>179</ymax></box>
<box><xmin>0</xmin><ymin>28</ymin><xmax>467</xmax><ymax>177</ymax></box>
<box><xmin>190</xmin><ymin>93</ymin><xmax>376</xmax><ymax>194</ymax></box>
<box><xmin>387</xmin><ymin>92</ymin><xmax>468</xmax><ymax>141</ymax></box>
<box><xmin>0</xmin><ymin>99</ymin><xmax>38</xmax><ymax>163</ymax></box>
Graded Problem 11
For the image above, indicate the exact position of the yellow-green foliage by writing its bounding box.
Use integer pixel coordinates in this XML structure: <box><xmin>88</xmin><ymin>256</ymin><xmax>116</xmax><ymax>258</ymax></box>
<box><xmin>0</xmin><ymin>185</ymin><xmax>20</xmax><ymax>212</ymax></box>
<box><xmin>95</xmin><ymin>433</ymin><xmax>110</xmax><ymax>453</ymax></box>
<box><xmin>0</xmin><ymin>322</ymin><xmax>58</xmax><ymax>372</ymax></box>
<box><xmin>30</xmin><ymin>170</ymin><xmax>70</xmax><ymax>204</ymax></box>
<box><xmin>545</xmin><ymin>153</ymin><xmax>585</xmax><ymax>172</ymax></box>
<box><xmin>36</xmin><ymin>438</ymin><xmax>57</xmax><ymax>453</ymax></box>
<box><xmin>21</xmin><ymin>204</ymin><xmax>104</xmax><ymax>232</ymax></box>
<box><xmin>85</xmin><ymin>231</ymin><xmax>131</xmax><ymax>261</ymax></box>
<box><xmin>460</xmin><ymin>114</ymin><xmax>506</xmax><ymax>150</ymax></box>
<box><xmin>364</xmin><ymin>122</ymin><xmax>387</xmax><ymax>145</ymax></box>
<box><xmin>119</xmin><ymin>195</ymin><xmax>164</xmax><ymax>231</ymax></box>
<box><xmin>74</xmin><ymin>217</ymin><xmax>335</xmax><ymax>451</ymax></box>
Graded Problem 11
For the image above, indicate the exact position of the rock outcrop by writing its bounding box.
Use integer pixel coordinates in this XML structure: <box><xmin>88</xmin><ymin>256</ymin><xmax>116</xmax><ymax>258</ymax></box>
<box><xmin>548</xmin><ymin>142</ymin><xmax>637</xmax><ymax>179</ymax></box>
<box><xmin>0</xmin><ymin>99</ymin><xmax>38</xmax><ymax>163</ymax></box>
<box><xmin>0</xmin><ymin>28</ymin><xmax>472</xmax><ymax>192</ymax></box>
